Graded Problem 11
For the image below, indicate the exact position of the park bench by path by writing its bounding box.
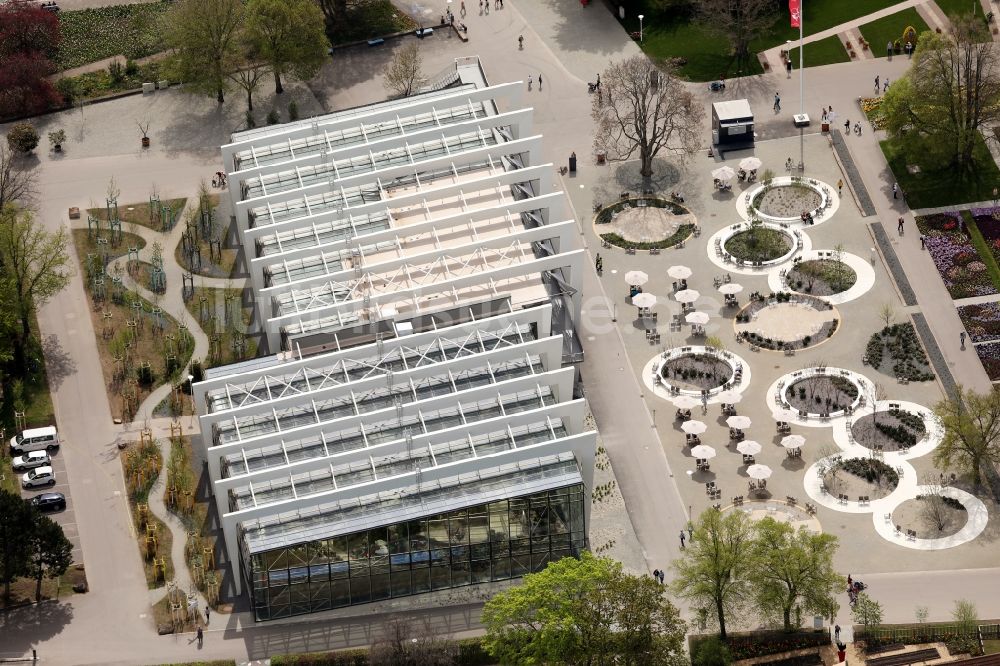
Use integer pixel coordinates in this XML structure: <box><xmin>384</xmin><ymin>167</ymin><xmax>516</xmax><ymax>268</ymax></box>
<box><xmin>866</xmin><ymin>647</ymin><xmax>940</xmax><ymax>666</ymax></box>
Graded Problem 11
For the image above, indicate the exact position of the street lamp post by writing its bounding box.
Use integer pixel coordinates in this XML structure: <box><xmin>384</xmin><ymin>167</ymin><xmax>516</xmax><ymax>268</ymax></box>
<box><xmin>638</xmin><ymin>14</ymin><xmax>644</xmax><ymax>43</ymax></box>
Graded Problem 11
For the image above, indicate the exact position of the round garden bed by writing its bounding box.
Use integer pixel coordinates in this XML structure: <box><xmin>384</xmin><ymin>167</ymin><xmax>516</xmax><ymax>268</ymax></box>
<box><xmin>724</xmin><ymin>226</ymin><xmax>793</xmax><ymax>263</ymax></box>
<box><xmin>754</xmin><ymin>183</ymin><xmax>822</xmax><ymax>218</ymax></box>
<box><xmin>891</xmin><ymin>495</ymin><xmax>967</xmax><ymax>539</ymax></box>
<box><xmin>822</xmin><ymin>457</ymin><xmax>899</xmax><ymax>500</ymax></box>
<box><xmin>785</xmin><ymin>259</ymin><xmax>857</xmax><ymax>296</ymax></box>
<box><xmin>785</xmin><ymin>374</ymin><xmax>859</xmax><ymax>414</ymax></box>
<box><xmin>595</xmin><ymin>198</ymin><xmax>697</xmax><ymax>251</ymax></box>
<box><xmin>735</xmin><ymin>293</ymin><xmax>838</xmax><ymax>351</ymax></box>
<box><xmin>850</xmin><ymin>409</ymin><xmax>926</xmax><ymax>452</ymax></box>
<box><xmin>660</xmin><ymin>353</ymin><xmax>734</xmax><ymax>392</ymax></box>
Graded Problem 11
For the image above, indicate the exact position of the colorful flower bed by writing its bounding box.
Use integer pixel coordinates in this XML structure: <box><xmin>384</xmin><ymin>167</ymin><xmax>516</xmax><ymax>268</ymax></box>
<box><xmin>974</xmin><ymin>342</ymin><xmax>1000</xmax><ymax>381</ymax></box>
<box><xmin>860</xmin><ymin>96</ymin><xmax>885</xmax><ymax>130</ymax></box>
<box><xmin>915</xmin><ymin>212</ymin><xmax>997</xmax><ymax>299</ymax></box>
<box><xmin>957</xmin><ymin>301</ymin><xmax>1000</xmax><ymax>343</ymax></box>
<box><xmin>971</xmin><ymin>206</ymin><xmax>1000</xmax><ymax>251</ymax></box>
<box><xmin>57</xmin><ymin>3</ymin><xmax>171</xmax><ymax>71</ymax></box>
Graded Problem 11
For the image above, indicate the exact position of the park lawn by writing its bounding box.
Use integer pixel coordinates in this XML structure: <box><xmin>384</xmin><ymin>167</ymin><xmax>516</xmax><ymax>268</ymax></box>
<box><xmin>985</xmin><ymin>640</ymin><xmax>1000</xmax><ymax>655</ymax></box>
<box><xmin>788</xmin><ymin>35</ymin><xmax>851</xmax><ymax>68</ymax></box>
<box><xmin>881</xmin><ymin>136</ymin><xmax>1000</xmax><ymax>209</ymax></box>
<box><xmin>57</xmin><ymin>2</ymin><xmax>172</xmax><ymax>70</ymax></box>
<box><xmin>858</xmin><ymin>7</ymin><xmax>930</xmax><ymax>57</ymax></box>
<box><xmin>934</xmin><ymin>0</ymin><xmax>989</xmax><ymax>29</ymax></box>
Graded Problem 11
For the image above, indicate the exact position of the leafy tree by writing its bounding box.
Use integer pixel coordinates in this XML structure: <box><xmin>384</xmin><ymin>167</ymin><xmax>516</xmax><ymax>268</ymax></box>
<box><xmin>483</xmin><ymin>552</ymin><xmax>687</xmax><ymax>665</ymax></box>
<box><xmin>694</xmin><ymin>0</ymin><xmax>777</xmax><ymax>75</ymax></box>
<box><xmin>0</xmin><ymin>489</ymin><xmax>33</xmax><ymax>602</ymax></box>
<box><xmin>749</xmin><ymin>518</ymin><xmax>844</xmax><ymax>631</ymax></box>
<box><xmin>0</xmin><ymin>144</ymin><xmax>36</xmax><ymax>212</ymax></box>
<box><xmin>953</xmin><ymin>599</ymin><xmax>978</xmax><ymax>634</ymax></box>
<box><xmin>592</xmin><ymin>56</ymin><xmax>702</xmax><ymax>179</ymax></box>
<box><xmin>384</xmin><ymin>42</ymin><xmax>424</xmax><ymax>98</ymax></box>
<box><xmin>852</xmin><ymin>592</ymin><xmax>883</xmax><ymax>629</ymax></box>
<box><xmin>6</xmin><ymin>123</ymin><xmax>39</xmax><ymax>155</ymax></box>
<box><xmin>932</xmin><ymin>386</ymin><xmax>1000</xmax><ymax>487</ymax></box>
<box><xmin>245</xmin><ymin>0</ymin><xmax>328</xmax><ymax>94</ymax></box>
<box><xmin>692</xmin><ymin>636</ymin><xmax>732</xmax><ymax>666</ymax></box>
<box><xmin>0</xmin><ymin>207</ymin><xmax>72</xmax><ymax>372</ymax></box>
<box><xmin>0</xmin><ymin>0</ymin><xmax>62</xmax><ymax>118</ymax></box>
<box><xmin>882</xmin><ymin>18</ymin><xmax>1000</xmax><ymax>175</ymax></box>
<box><xmin>227</xmin><ymin>35</ymin><xmax>269</xmax><ymax>113</ymax></box>
<box><xmin>671</xmin><ymin>508</ymin><xmax>755</xmax><ymax>639</ymax></box>
<box><xmin>164</xmin><ymin>0</ymin><xmax>245</xmax><ymax>104</ymax></box>
<box><xmin>26</xmin><ymin>516</ymin><xmax>72</xmax><ymax>602</ymax></box>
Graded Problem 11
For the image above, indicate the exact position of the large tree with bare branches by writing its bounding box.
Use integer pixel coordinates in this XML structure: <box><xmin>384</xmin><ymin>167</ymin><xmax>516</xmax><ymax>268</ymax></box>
<box><xmin>882</xmin><ymin>18</ymin><xmax>1000</xmax><ymax>174</ymax></box>
<box><xmin>933</xmin><ymin>386</ymin><xmax>1000</xmax><ymax>487</ymax></box>
<box><xmin>592</xmin><ymin>56</ymin><xmax>702</xmax><ymax>179</ymax></box>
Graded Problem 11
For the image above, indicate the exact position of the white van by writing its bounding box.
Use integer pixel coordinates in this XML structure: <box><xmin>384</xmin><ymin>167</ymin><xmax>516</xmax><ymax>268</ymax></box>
<box><xmin>9</xmin><ymin>426</ymin><xmax>59</xmax><ymax>455</ymax></box>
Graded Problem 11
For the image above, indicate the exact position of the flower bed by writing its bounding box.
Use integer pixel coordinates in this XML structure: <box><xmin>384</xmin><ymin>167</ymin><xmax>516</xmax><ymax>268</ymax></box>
<box><xmin>725</xmin><ymin>228</ymin><xmax>792</xmax><ymax>262</ymax></box>
<box><xmin>863</xmin><ymin>323</ymin><xmax>934</xmax><ymax>382</ymax></box>
<box><xmin>915</xmin><ymin>212</ymin><xmax>997</xmax><ymax>299</ymax></box>
<box><xmin>57</xmin><ymin>3</ymin><xmax>171</xmax><ymax>71</ymax></box>
<box><xmin>957</xmin><ymin>301</ymin><xmax>1000</xmax><ymax>344</ymax></box>
<box><xmin>861</xmin><ymin>96</ymin><xmax>885</xmax><ymax>130</ymax></box>
<box><xmin>974</xmin><ymin>341</ymin><xmax>1000</xmax><ymax>380</ymax></box>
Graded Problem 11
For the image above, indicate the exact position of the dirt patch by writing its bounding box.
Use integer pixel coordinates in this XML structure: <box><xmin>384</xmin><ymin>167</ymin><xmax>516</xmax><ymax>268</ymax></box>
<box><xmin>786</xmin><ymin>375</ymin><xmax>858</xmax><ymax>413</ymax></box>
<box><xmin>786</xmin><ymin>259</ymin><xmax>857</xmax><ymax>296</ymax></box>
<box><xmin>823</xmin><ymin>461</ymin><xmax>897</xmax><ymax>500</ymax></box>
<box><xmin>755</xmin><ymin>184</ymin><xmax>821</xmax><ymax>217</ymax></box>
<box><xmin>603</xmin><ymin>206</ymin><xmax>696</xmax><ymax>243</ymax></box>
<box><xmin>661</xmin><ymin>353</ymin><xmax>733</xmax><ymax>390</ymax></box>
<box><xmin>851</xmin><ymin>410</ymin><xmax>926</xmax><ymax>452</ymax></box>
<box><xmin>892</xmin><ymin>496</ymin><xmax>966</xmax><ymax>538</ymax></box>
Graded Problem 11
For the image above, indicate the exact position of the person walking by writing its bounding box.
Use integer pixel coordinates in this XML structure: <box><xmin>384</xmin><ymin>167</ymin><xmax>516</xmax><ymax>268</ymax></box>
<box><xmin>479</xmin><ymin>0</ymin><xmax>483</xmax><ymax>13</ymax></box>
<box><xmin>679</xmin><ymin>530</ymin><xmax>686</xmax><ymax>549</ymax></box>
<box><xmin>527</xmin><ymin>75</ymin><xmax>532</xmax><ymax>91</ymax></box>
<box><xmin>993</xmin><ymin>186</ymin><xmax>998</xmax><ymax>205</ymax></box>
<box><xmin>835</xmin><ymin>624</ymin><xmax>841</xmax><ymax>642</ymax></box>
<box><xmin>653</xmin><ymin>568</ymin><xmax>661</xmax><ymax>581</ymax></box>
<box><xmin>538</xmin><ymin>73</ymin><xmax>542</xmax><ymax>90</ymax></box>
<box><xmin>897</xmin><ymin>216</ymin><xmax>904</xmax><ymax>234</ymax></box>
<box><xmin>518</xmin><ymin>35</ymin><xmax>523</xmax><ymax>50</ymax></box>
<box><xmin>658</xmin><ymin>570</ymin><xmax>665</xmax><ymax>584</ymax></box>
<box><xmin>837</xmin><ymin>178</ymin><xmax>843</xmax><ymax>195</ymax></box>
<box><xmin>893</xmin><ymin>182</ymin><xmax>898</xmax><ymax>199</ymax></box>
<box><xmin>460</xmin><ymin>1</ymin><xmax>466</xmax><ymax>17</ymax></box>
<box><xmin>920</xmin><ymin>234</ymin><xmax>926</xmax><ymax>250</ymax></box>
<box><xmin>961</xmin><ymin>331</ymin><xmax>967</xmax><ymax>349</ymax></box>
<box><xmin>854</xmin><ymin>121</ymin><xmax>862</xmax><ymax>135</ymax></box>
<box><xmin>205</xmin><ymin>606</ymin><xmax>210</xmax><ymax>625</ymax></box>
<box><xmin>197</xmin><ymin>626</ymin><xmax>204</xmax><ymax>648</ymax></box>
<box><xmin>887</xmin><ymin>41</ymin><xmax>893</xmax><ymax>58</ymax></box>
<box><xmin>884</xmin><ymin>78</ymin><xmax>889</xmax><ymax>93</ymax></box>
<box><xmin>844</xmin><ymin>119</ymin><xmax>851</xmax><ymax>133</ymax></box>
<box><xmin>773</xmin><ymin>92</ymin><xmax>781</xmax><ymax>112</ymax></box>
<box><xmin>875</xmin><ymin>75</ymin><xmax>880</xmax><ymax>92</ymax></box>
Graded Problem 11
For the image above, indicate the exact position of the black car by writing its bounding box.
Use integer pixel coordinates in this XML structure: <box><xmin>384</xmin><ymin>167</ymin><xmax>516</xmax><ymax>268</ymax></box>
<box><xmin>29</xmin><ymin>492</ymin><xmax>66</xmax><ymax>513</ymax></box>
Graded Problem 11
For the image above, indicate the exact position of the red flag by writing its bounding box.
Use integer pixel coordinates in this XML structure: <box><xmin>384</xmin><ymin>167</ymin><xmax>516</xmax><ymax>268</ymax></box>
<box><xmin>789</xmin><ymin>0</ymin><xmax>800</xmax><ymax>27</ymax></box>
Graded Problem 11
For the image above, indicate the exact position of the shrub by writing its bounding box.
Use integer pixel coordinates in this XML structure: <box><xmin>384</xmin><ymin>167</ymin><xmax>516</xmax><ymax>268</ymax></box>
<box><xmin>7</xmin><ymin>123</ymin><xmax>39</xmax><ymax>153</ymax></box>
<box><xmin>266</xmin><ymin>109</ymin><xmax>280</xmax><ymax>125</ymax></box>
<box><xmin>108</xmin><ymin>59</ymin><xmax>125</xmax><ymax>84</ymax></box>
<box><xmin>55</xmin><ymin>76</ymin><xmax>77</xmax><ymax>105</ymax></box>
<box><xmin>288</xmin><ymin>100</ymin><xmax>299</xmax><ymax>121</ymax></box>
<box><xmin>840</xmin><ymin>458</ymin><xmax>899</xmax><ymax>486</ymax></box>
<box><xmin>693</xmin><ymin>636</ymin><xmax>732</xmax><ymax>666</ymax></box>
<box><xmin>125</xmin><ymin>59</ymin><xmax>139</xmax><ymax>76</ymax></box>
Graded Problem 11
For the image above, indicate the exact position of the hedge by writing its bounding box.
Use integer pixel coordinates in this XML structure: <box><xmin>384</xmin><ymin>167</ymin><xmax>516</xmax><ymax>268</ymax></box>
<box><xmin>269</xmin><ymin>637</ymin><xmax>494</xmax><ymax>666</ymax></box>
<box><xmin>689</xmin><ymin>630</ymin><xmax>830</xmax><ymax>662</ymax></box>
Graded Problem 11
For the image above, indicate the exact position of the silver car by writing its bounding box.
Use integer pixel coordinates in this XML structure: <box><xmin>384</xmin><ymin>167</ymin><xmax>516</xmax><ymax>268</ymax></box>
<box><xmin>12</xmin><ymin>450</ymin><xmax>50</xmax><ymax>471</ymax></box>
<box><xmin>22</xmin><ymin>466</ymin><xmax>55</xmax><ymax>489</ymax></box>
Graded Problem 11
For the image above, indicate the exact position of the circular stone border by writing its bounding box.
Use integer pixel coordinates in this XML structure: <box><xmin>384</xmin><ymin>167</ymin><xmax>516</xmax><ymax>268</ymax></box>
<box><xmin>642</xmin><ymin>346</ymin><xmax>752</xmax><ymax>404</ymax></box>
<box><xmin>706</xmin><ymin>223</ymin><xmax>812</xmax><ymax>275</ymax></box>
<box><xmin>765</xmin><ymin>367</ymin><xmax>873</xmax><ymax>428</ymax></box>
<box><xmin>802</xmin><ymin>453</ymin><xmax>912</xmax><ymax>514</ymax></box>
<box><xmin>722</xmin><ymin>498</ymin><xmax>823</xmax><ymax>533</ymax></box>
<box><xmin>832</xmin><ymin>400</ymin><xmax>944</xmax><ymax>462</ymax></box>
<box><xmin>736</xmin><ymin>176</ymin><xmax>841</xmax><ymax>227</ymax></box>
<box><xmin>733</xmin><ymin>295</ymin><xmax>840</xmax><ymax>353</ymax></box>
<box><xmin>766</xmin><ymin>250</ymin><xmax>876</xmax><ymax>305</ymax></box>
<box><xmin>873</xmin><ymin>486</ymin><xmax>989</xmax><ymax>550</ymax></box>
<box><xmin>592</xmin><ymin>197</ymin><xmax>697</xmax><ymax>250</ymax></box>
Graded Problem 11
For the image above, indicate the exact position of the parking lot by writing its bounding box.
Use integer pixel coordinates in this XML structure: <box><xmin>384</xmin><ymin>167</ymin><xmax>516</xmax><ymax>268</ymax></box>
<box><xmin>15</xmin><ymin>448</ymin><xmax>84</xmax><ymax>564</ymax></box>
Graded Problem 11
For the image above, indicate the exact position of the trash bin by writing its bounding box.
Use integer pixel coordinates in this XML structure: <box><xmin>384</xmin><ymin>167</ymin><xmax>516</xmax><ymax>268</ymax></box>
<box><xmin>569</xmin><ymin>152</ymin><xmax>577</xmax><ymax>173</ymax></box>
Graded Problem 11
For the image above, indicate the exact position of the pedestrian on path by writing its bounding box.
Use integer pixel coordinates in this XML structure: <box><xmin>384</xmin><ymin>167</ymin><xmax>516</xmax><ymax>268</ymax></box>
<box><xmin>835</xmin><ymin>624</ymin><xmax>841</xmax><ymax>642</ymax></box>
<box><xmin>460</xmin><ymin>1</ymin><xmax>466</xmax><ymax>17</ymax></box>
<box><xmin>527</xmin><ymin>75</ymin><xmax>532</xmax><ymax>91</ymax></box>
<box><xmin>518</xmin><ymin>35</ymin><xmax>523</xmax><ymax>50</ymax></box>
<box><xmin>479</xmin><ymin>0</ymin><xmax>483</xmax><ymax>13</ymax></box>
<box><xmin>993</xmin><ymin>186</ymin><xmax>998</xmax><ymax>205</ymax></box>
<box><xmin>875</xmin><ymin>75</ymin><xmax>880</xmax><ymax>92</ymax></box>
<box><xmin>887</xmin><ymin>41</ymin><xmax>893</xmax><ymax>58</ymax></box>
<box><xmin>893</xmin><ymin>182</ymin><xmax>898</xmax><ymax>199</ymax></box>
<box><xmin>679</xmin><ymin>530</ymin><xmax>686</xmax><ymax>549</ymax></box>
<box><xmin>197</xmin><ymin>626</ymin><xmax>204</xmax><ymax>648</ymax></box>
<box><xmin>538</xmin><ymin>74</ymin><xmax>542</xmax><ymax>90</ymax></box>
<box><xmin>484</xmin><ymin>0</ymin><xmax>489</xmax><ymax>14</ymax></box>
<box><xmin>920</xmin><ymin>235</ymin><xmax>926</xmax><ymax>249</ymax></box>
<box><xmin>205</xmin><ymin>606</ymin><xmax>210</xmax><ymax>625</ymax></box>
<box><xmin>961</xmin><ymin>331</ymin><xmax>967</xmax><ymax>349</ymax></box>
<box><xmin>774</xmin><ymin>92</ymin><xmax>781</xmax><ymax>112</ymax></box>
<box><xmin>884</xmin><ymin>78</ymin><xmax>889</xmax><ymax>93</ymax></box>
<box><xmin>653</xmin><ymin>568</ymin><xmax>661</xmax><ymax>581</ymax></box>
<box><xmin>837</xmin><ymin>178</ymin><xmax>843</xmax><ymax>195</ymax></box>
<box><xmin>854</xmin><ymin>121</ymin><xmax>862</xmax><ymax>136</ymax></box>
<box><xmin>844</xmin><ymin>119</ymin><xmax>851</xmax><ymax>134</ymax></box>
<box><xmin>658</xmin><ymin>570</ymin><xmax>665</xmax><ymax>584</ymax></box>
<box><xmin>786</xmin><ymin>60</ymin><xmax>792</xmax><ymax>78</ymax></box>
<box><xmin>897</xmin><ymin>216</ymin><xmax>904</xmax><ymax>234</ymax></box>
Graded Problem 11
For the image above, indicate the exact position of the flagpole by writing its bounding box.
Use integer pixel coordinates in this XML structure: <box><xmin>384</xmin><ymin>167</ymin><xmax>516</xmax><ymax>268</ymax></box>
<box><xmin>799</xmin><ymin>0</ymin><xmax>804</xmax><ymax>171</ymax></box>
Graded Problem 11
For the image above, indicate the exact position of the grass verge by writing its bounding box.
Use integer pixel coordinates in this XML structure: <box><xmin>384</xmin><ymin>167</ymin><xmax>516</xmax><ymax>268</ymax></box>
<box><xmin>933</xmin><ymin>0</ymin><xmax>989</xmax><ymax>29</ymax></box>
<box><xmin>880</xmin><ymin>136</ymin><xmax>1000</xmax><ymax>209</ymax></box>
<box><xmin>0</xmin><ymin>564</ymin><xmax>88</xmax><ymax>610</ymax></box>
<box><xmin>788</xmin><ymin>34</ymin><xmax>851</xmax><ymax>68</ymax></box>
<box><xmin>88</xmin><ymin>197</ymin><xmax>187</xmax><ymax>234</ymax></box>
<box><xmin>857</xmin><ymin>7</ymin><xmax>930</xmax><ymax>58</ymax></box>
<box><xmin>57</xmin><ymin>2</ymin><xmax>172</xmax><ymax>71</ymax></box>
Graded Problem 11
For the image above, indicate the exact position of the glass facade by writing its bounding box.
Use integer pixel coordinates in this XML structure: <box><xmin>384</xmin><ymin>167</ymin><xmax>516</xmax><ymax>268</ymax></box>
<box><xmin>243</xmin><ymin>483</ymin><xmax>586</xmax><ymax>621</ymax></box>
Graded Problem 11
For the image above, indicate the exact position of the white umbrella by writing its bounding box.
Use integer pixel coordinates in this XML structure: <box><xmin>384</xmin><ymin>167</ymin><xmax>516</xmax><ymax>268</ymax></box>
<box><xmin>712</xmin><ymin>165</ymin><xmax>736</xmax><ymax>181</ymax></box>
<box><xmin>737</xmin><ymin>440</ymin><xmax>762</xmax><ymax>455</ymax></box>
<box><xmin>667</xmin><ymin>265</ymin><xmax>693</xmax><ymax>280</ymax></box>
<box><xmin>632</xmin><ymin>292</ymin><xmax>657</xmax><ymax>309</ymax></box>
<box><xmin>690</xmin><ymin>444</ymin><xmax>717</xmax><ymax>460</ymax></box>
<box><xmin>739</xmin><ymin>156</ymin><xmax>763</xmax><ymax>171</ymax></box>
<box><xmin>781</xmin><ymin>434</ymin><xmax>806</xmax><ymax>449</ymax></box>
<box><xmin>772</xmin><ymin>408</ymin><xmax>799</xmax><ymax>421</ymax></box>
<box><xmin>716</xmin><ymin>390</ymin><xmax>743</xmax><ymax>404</ymax></box>
<box><xmin>685</xmin><ymin>311</ymin><xmax>710</xmax><ymax>325</ymax></box>
<box><xmin>727</xmin><ymin>415</ymin><xmax>752</xmax><ymax>429</ymax></box>
<box><xmin>672</xmin><ymin>395</ymin><xmax>701</xmax><ymax>409</ymax></box>
<box><xmin>675</xmin><ymin>289</ymin><xmax>700</xmax><ymax>304</ymax></box>
<box><xmin>747</xmin><ymin>463</ymin><xmax>773</xmax><ymax>480</ymax></box>
<box><xmin>625</xmin><ymin>270</ymin><xmax>649</xmax><ymax>286</ymax></box>
<box><xmin>681</xmin><ymin>420</ymin><xmax>707</xmax><ymax>435</ymax></box>
<box><xmin>718</xmin><ymin>283</ymin><xmax>744</xmax><ymax>295</ymax></box>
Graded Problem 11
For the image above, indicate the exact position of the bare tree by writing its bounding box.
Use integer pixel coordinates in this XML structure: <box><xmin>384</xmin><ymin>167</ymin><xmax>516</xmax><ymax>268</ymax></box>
<box><xmin>383</xmin><ymin>42</ymin><xmax>424</xmax><ymax>98</ymax></box>
<box><xmin>592</xmin><ymin>56</ymin><xmax>702</xmax><ymax>179</ymax></box>
<box><xmin>369</xmin><ymin>616</ymin><xmax>456</xmax><ymax>665</ymax></box>
<box><xmin>919</xmin><ymin>474</ymin><xmax>950</xmax><ymax>533</ymax></box>
<box><xmin>695</xmin><ymin>0</ymin><xmax>778</xmax><ymax>75</ymax></box>
<box><xmin>879</xmin><ymin>302</ymin><xmax>895</xmax><ymax>330</ymax></box>
<box><xmin>0</xmin><ymin>145</ymin><xmax>36</xmax><ymax>213</ymax></box>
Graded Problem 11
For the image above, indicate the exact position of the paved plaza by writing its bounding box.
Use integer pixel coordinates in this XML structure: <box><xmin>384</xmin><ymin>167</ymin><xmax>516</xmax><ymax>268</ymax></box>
<box><xmin>3</xmin><ymin>0</ymin><xmax>1000</xmax><ymax>663</ymax></box>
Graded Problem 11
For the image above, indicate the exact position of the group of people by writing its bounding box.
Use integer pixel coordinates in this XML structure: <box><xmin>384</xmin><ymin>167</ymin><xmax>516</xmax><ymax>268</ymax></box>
<box><xmin>737</xmin><ymin>168</ymin><xmax>757</xmax><ymax>182</ymax></box>
<box><xmin>847</xmin><ymin>574</ymin><xmax>867</xmax><ymax>606</ymax></box>
<box><xmin>875</xmin><ymin>75</ymin><xmax>890</xmax><ymax>94</ymax></box>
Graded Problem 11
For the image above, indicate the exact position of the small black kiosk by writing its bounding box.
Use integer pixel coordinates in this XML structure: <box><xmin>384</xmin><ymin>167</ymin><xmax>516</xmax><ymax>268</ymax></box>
<box><xmin>712</xmin><ymin>99</ymin><xmax>754</xmax><ymax>157</ymax></box>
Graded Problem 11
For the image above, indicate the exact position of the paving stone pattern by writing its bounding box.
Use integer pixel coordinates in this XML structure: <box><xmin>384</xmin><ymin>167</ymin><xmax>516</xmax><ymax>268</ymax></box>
<box><xmin>831</xmin><ymin>129</ymin><xmax>877</xmax><ymax>217</ymax></box>
<box><xmin>870</xmin><ymin>222</ymin><xmax>917</xmax><ymax>306</ymax></box>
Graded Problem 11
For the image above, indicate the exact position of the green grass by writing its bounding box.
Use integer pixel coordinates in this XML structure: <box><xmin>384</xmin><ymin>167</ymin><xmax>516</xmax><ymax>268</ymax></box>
<box><xmin>617</xmin><ymin>0</ymin><xmax>900</xmax><ymax>81</ymax></box>
<box><xmin>933</xmin><ymin>0</ymin><xmax>989</xmax><ymax>29</ymax></box>
<box><xmin>984</xmin><ymin>640</ymin><xmax>1000</xmax><ymax>655</ymax></box>
<box><xmin>962</xmin><ymin>210</ymin><xmax>1000</xmax><ymax>291</ymax></box>
<box><xmin>57</xmin><ymin>2</ymin><xmax>172</xmax><ymax>71</ymax></box>
<box><xmin>858</xmin><ymin>7</ymin><xmax>930</xmax><ymax>58</ymax></box>
<box><xmin>881</xmin><ymin>135</ymin><xmax>1000</xmax><ymax>209</ymax></box>
<box><xmin>788</xmin><ymin>35</ymin><xmax>851</xmax><ymax>68</ymax></box>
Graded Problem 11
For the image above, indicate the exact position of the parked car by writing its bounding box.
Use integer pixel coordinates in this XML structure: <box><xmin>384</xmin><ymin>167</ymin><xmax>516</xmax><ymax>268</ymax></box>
<box><xmin>12</xmin><ymin>450</ymin><xmax>50</xmax><ymax>471</ymax></box>
<box><xmin>22</xmin><ymin>466</ymin><xmax>55</xmax><ymax>489</ymax></box>
<box><xmin>9</xmin><ymin>425</ymin><xmax>59</xmax><ymax>456</ymax></box>
<box><xmin>29</xmin><ymin>492</ymin><xmax>66</xmax><ymax>513</ymax></box>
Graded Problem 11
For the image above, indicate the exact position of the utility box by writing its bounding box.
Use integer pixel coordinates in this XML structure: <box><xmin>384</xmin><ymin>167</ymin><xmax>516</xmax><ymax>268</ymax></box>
<box><xmin>711</xmin><ymin>99</ymin><xmax>754</xmax><ymax>156</ymax></box>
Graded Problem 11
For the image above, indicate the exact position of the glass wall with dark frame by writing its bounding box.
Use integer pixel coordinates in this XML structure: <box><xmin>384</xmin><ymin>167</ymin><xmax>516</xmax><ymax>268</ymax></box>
<box><xmin>245</xmin><ymin>483</ymin><xmax>586</xmax><ymax>621</ymax></box>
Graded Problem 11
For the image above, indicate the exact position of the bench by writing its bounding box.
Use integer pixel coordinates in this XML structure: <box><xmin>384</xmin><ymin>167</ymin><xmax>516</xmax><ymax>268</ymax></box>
<box><xmin>866</xmin><ymin>643</ymin><xmax>906</xmax><ymax>656</ymax></box>
<box><xmin>867</xmin><ymin>647</ymin><xmax>940</xmax><ymax>666</ymax></box>
<box><xmin>367</xmin><ymin>38</ymin><xmax>385</xmax><ymax>46</ymax></box>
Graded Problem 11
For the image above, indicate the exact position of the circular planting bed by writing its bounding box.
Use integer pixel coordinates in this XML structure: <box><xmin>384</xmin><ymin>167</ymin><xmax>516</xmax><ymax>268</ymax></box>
<box><xmin>785</xmin><ymin>374</ymin><xmax>859</xmax><ymax>414</ymax></box>
<box><xmin>660</xmin><ymin>353</ymin><xmax>734</xmax><ymax>392</ymax></box>
<box><xmin>735</xmin><ymin>293</ymin><xmax>837</xmax><ymax>351</ymax></box>
<box><xmin>851</xmin><ymin>409</ymin><xmax>927</xmax><ymax>452</ymax></box>
<box><xmin>891</xmin><ymin>495</ymin><xmax>967</xmax><ymax>539</ymax></box>
<box><xmin>724</xmin><ymin>226</ymin><xmax>793</xmax><ymax>263</ymax></box>
<box><xmin>754</xmin><ymin>184</ymin><xmax>822</xmax><ymax>219</ymax></box>
<box><xmin>785</xmin><ymin>259</ymin><xmax>857</xmax><ymax>296</ymax></box>
<box><xmin>823</xmin><ymin>457</ymin><xmax>899</xmax><ymax>500</ymax></box>
<box><xmin>595</xmin><ymin>198</ymin><xmax>697</xmax><ymax>250</ymax></box>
